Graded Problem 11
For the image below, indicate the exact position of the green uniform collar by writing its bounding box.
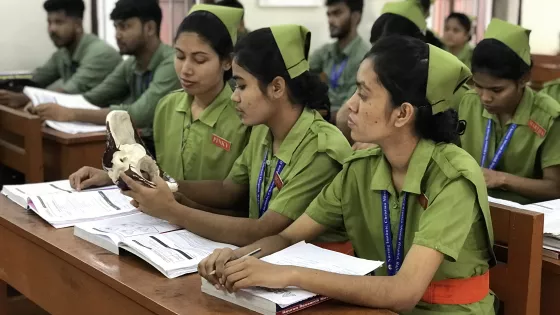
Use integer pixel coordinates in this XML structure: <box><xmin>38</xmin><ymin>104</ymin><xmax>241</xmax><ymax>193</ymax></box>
<box><xmin>484</xmin><ymin>18</ymin><xmax>531</xmax><ymax>65</ymax></box>
<box><xmin>261</xmin><ymin>108</ymin><xmax>316</xmax><ymax>165</ymax></box>
<box><xmin>61</xmin><ymin>33</ymin><xmax>95</xmax><ymax>64</ymax></box>
<box><xmin>482</xmin><ymin>86</ymin><xmax>533</xmax><ymax>126</ymax></box>
<box><xmin>370</xmin><ymin>139</ymin><xmax>435</xmax><ymax>195</ymax></box>
<box><xmin>175</xmin><ymin>83</ymin><xmax>233</xmax><ymax>127</ymax></box>
<box><xmin>329</xmin><ymin>35</ymin><xmax>366</xmax><ymax>58</ymax></box>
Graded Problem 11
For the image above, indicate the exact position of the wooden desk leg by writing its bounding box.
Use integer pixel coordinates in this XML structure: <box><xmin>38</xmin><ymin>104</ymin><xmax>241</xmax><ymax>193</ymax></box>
<box><xmin>0</xmin><ymin>280</ymin><xmax>7</xmax><ymax>315</ymax></box>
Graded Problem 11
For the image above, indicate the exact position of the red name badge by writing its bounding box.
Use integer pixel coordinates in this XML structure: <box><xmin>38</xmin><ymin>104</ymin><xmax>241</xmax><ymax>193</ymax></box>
<box><xmin>273</xmin><ymin>172</ymin><xmax>284</xmax><ymax>191</ymax></box>
<box><xmin>528</xmin><ymin>120</ymin><xmax>546</xmax><ymax>138</ymax></box>
<box><xmin>417</xmin><ymin>193</ymin><xmax>429</xmax><ymax>210</ymax></box>
<box><xmin>211</xmin><ymin>134</ymin><xmax>231</xmax><ymax>151</ymax></box>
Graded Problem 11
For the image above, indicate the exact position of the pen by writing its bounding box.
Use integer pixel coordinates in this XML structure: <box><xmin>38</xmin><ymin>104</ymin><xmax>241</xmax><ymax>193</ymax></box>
<box><xmin>208</xmin><ymin>248</ymin><xmax>262</xmax><ymax>276</ymax></box>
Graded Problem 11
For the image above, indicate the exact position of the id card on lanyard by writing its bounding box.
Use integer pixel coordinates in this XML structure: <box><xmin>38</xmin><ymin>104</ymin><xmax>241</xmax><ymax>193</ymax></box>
<box><xmin>480</xmin><ymin>119</ymin><xmax>517</xmax><ymax>170</ymax></box>
<box><xmin>381</xmin><ymin>191</ymin><xmax>409</xmax><ymax>276</ymax></box>
<box><xmin>329</xmin><ymin>58</ymin><xmax>349</xmax><ymax>90</ymax></box>
<box><xmin>256</xmin><ymin>149</ymin><xmax>286</xmax><ymax>218</ymax></box>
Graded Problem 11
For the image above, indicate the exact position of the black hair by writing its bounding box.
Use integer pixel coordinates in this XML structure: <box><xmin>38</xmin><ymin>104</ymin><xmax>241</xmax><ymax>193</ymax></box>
<box><xmin>43</xmin><ymin>0</ymin><xmax>85</xmax><ymax>19</ymax></box>
<box><xmin>472</xmin><ymin>39</ymin><xmax>532</xmax><ymax>81</ymax></box>
<box><xmin>367</xmin><ymin>36</ymin><xmax>465</xmax><ymax>143</ymax></box>
<box><xmin>233</xmin><ymin>28</ymin><xmax>331</xmax><ymax>118</ymax></box>
<box><xmin>370</xmin><ymin>13</ymin><xmax>425</xmax><ymax>44</ymax></box>
<box><xmin>175</xmin><ymin>11</ymin><xmax>234</xmax><ymax>82</ymax></box>
<box><xmin>325</xmin><ymin>0</ymin><xmax>364</xmax><ymax>14</ymax></box>
<box><xmin>418</xmin><ymin>0</ymin><xmax>431</xmax><ymax>13</ymax></box>
<box><xmin>110</xmin><ymin>0</ymin><xmax>162</xmax><ymax>35</ymax></box>
<box><xmin>215</xmin><ymin>0</ymin><xmax>244</xmax><ymax>10</ymax></box>
<box><xmin>446</xmin><ymin>12</ymin><xmax>472</xmax><ymax>41</ymax></box>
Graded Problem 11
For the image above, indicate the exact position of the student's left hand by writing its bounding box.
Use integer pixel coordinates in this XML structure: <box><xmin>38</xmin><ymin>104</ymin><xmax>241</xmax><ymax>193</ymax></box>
<box><xmin>120</xmin><ymin>172</ymin><xmax>177</xmax><ymax>220</ymax></box>
<box><xmin>35</xmin><ymin>103</ymin><xmax>74</xmax><ymax>121</ymax></box>
<box><xmin>482</xmin><ymin>168</ymin><xmax>506</xmax><ymax>189</ymax></box>
<box><xmin>222</xmin><ymin>256</ymin><xmax>293</xmax><ymax>293</ymax></box>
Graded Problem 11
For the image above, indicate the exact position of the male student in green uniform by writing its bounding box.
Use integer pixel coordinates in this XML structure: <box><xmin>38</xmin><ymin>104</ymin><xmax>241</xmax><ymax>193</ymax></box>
<box><xmin>32</xmin><ymin>0</ymin><xmax>179</xmax><ymax>153</ymax></box>
<box><xmin>457</xmin><ymin>18</ymin><xmax>560</xmax><ymax>204</ymax></box>
<box><xmin>0</xmin><ymin>0</ymin><xmax>121</xmax><ymax>108</ymax></box>
<box><xmin>540</xmin><ymin>78</ymin><xmax>560</xmax><ymax>103</ymax></box>
<box><xmin>70</xmin><ymin>4</ymin><xmax>249</xmax><ymax>183</ymax></box>
<box><xmin>200</xmin><ymin>36</ymin><xmax>496</xmax><ymax>314</ymax></box>
<box><xmin>309</xmin><ymin>0</ymin><xmax>369</xmax><ymax>122</ymax></box>
<box><xmin>114</xmin><ymin>25</ymin><xmax>352</xmax><ymax>250</ymax></box>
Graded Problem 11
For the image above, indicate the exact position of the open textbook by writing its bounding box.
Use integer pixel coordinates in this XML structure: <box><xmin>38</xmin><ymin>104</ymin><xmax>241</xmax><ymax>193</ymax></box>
<box><xmin>23</xmin><ymin>86</ymin><xmax>106</xmax><ymax>134</ymax></box>
<box><xmin>201</xmin><ymin>242</ymin><xmax>384</xmax><ymax>315</ymax></box>
<box><xmin>1</xmin><ymin>180</ymin><xmax>116</xmax><ymax>208</ymax></box>
<box><xmin>75</xmin><ymin>219</ymin><xmax>237</xmax><ymax>278</ymax></box>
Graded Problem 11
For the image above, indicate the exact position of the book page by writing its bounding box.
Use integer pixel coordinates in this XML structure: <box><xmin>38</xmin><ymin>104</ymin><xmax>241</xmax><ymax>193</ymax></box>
<box><xmin>122</xmin><ymin>230</ymin><xmax>237</xmax><ymax>272</ymax></box>
<box><xmin>23</xmin><ymin>87</ymin><xmax>106</xmax><ymax>134</ymax></box>
<box><xmin>77</xmin><ymin>212</ymin><xmax>181</xmax><ymax>242</ymax></box>
<box><xmin>490</xmin><ymin>197</ymin><xmax>560</xmax><ymax>237</ymax></box>
<box><xmin>240</xmin><ymin>242</ymin><xmax>383</xmax><ymax>307</ymax></box>
<box><xmin>2</xmin><ymin>180</ymin><xmax>116</xmax><ymax>203</ymax></box>
<box><xmin>28</xmin><ymin>189</ymin><xmax>137</xmax><ymax>224</ymax></box>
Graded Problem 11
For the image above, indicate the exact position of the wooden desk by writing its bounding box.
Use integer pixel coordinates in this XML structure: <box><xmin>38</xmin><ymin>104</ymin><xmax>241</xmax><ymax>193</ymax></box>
<box><xmin>0</xmin><ymin>196</ymin><xmax>394</xmax><ymax>315</ymax></box>
<box><xmin>542</xmin><ymin>257</ymin><xmax>560</xmax><ymax>315</ymax></box>
<box><xmin>42</xmin><ymin>128</ymin><xmax>105</xmax><ymax>181</ymax></box>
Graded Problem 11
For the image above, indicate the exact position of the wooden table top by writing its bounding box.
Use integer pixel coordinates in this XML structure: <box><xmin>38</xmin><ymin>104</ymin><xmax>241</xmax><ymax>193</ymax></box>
<box><xmin>0</xmin><ymin>196</ymin><xmax>394</xmax><ymax>315</ymax></box>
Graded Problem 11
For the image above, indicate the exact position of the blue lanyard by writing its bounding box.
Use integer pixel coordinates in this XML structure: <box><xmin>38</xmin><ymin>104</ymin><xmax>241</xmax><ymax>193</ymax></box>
<box><xmin>329</xmin><ymin>58</ymin><xmax>349</xmax><ymax>89</ymax></box>
<box><xmin>480</xmin><ymin>119</ymin><xmax>517</xmax><ymax>170</ymax></box>
<box><xmin>381</xmin><ymin>191</ymin><xmax>408</xmax><ymax>276</ymax></box>
<box><xmin>256</xmin><ymin>149</ymin><xmax>286</xmax><ymax>218</ymax></box>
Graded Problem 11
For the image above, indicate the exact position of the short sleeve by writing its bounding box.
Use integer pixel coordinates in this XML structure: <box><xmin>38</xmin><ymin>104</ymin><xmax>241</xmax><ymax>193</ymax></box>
<box><xmin>413</xmin><ymin>178</ymin><xmax>479</xmax><ymax>261</ymax></box>
<box><xmin>304</xmin><ymin>165</ymin><xmax>346</xmax><ymax>230</ymax></box>
<box><xmin>227</xmin><ymin>146</ymin><xmax>251</xmax><ymax>185</ymax></box>
<box><xmin>540</xmin><ymin>117</ymin><xmax>560</xmax><ymax>169</ymax></box>
<box><xmin>268</xmin><ymin>153</ymin><xmax>341</xmax><ymax>221</ymax></box>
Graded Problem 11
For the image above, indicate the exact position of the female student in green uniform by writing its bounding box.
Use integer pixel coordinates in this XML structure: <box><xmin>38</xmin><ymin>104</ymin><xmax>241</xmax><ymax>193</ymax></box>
<box><xmin>69</xmin><ymin>4</ymin><xmax>251</xmax><ymax>189</ymax></box>
<box><xmin>443</xmin><ymin>12</ymin><xmax>473</xmax><ymax>68</ymax></box>
<box><xmin>540</xmin><ymin>78</ymin><xmax>560</xmax><ymax>103</ymax></box>
<box><xmin>457</xmin><ymin>18</ymin><xmax>560</xmax><ymax>204</ymax></box>
<box><xmin>199</xmin><ymin>36</ymin><xmax>496</xmax><ymax>314</ymax></box>
<box><xmin>117</xmin><ymin>25</ymin><xmax>352</xmax><ymax>248</ymax></box>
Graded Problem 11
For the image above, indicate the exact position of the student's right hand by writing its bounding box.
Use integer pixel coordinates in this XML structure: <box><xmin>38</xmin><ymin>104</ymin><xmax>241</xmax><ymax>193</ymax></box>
<box><xmin>198</xmin><ymin>247</ymin><xmax>237</xmax><ymax>289</ymax></box>
<box><xmin>69</xmin><ymin>166</ymin><xmax>113</xmax><ymax>191</ymax></box>
<box><xmin>0</xmin><ymin>90</ymin><xmax>30</xmax><ymax>108</ymax></box>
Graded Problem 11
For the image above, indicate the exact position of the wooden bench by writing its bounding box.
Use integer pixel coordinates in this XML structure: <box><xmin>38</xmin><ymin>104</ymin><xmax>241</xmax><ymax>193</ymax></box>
<box><xmin>489</xmin><ymin>202</ymin><xmax>544</xmax><ymax>315</ymax></box>
<box><xmin>0</xmin><ymin>105</ymin><xmax>43</xmax><ymax>183</ymax></box>
<box><xmin>530</xmin><ymin>54</ymin><xmax>560</xmax><ymax>90</ymax></box>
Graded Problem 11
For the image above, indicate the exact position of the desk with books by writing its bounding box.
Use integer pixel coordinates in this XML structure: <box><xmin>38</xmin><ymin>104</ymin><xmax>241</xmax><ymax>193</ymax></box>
<box><xmin>0</xmin><ymin>195</ymin><xmax>395</xmax><ymax>315</ymax></box>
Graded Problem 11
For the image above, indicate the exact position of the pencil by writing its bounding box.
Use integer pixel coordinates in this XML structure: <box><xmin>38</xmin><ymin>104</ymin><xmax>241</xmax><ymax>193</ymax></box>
<box><xmin>208</xmin><ymin>248</ymin><xmax>261</xmax><ymax>276</ymax></box>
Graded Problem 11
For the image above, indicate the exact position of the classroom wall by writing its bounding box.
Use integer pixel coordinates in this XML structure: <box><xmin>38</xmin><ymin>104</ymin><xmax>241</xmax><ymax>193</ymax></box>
<box><xmin>242</xmin><ymin>0</ymin><xmax>379</xmax><ymax>53</ymax></box>
<box><xmin>521</xmin><ymin>0</ymin><xmax>560</xmax><ymax>55</ymax></box>
<box><xmin>0</xmin><ymin>0</ymin><xmax>92</xmax><ymax>71</ymax></box>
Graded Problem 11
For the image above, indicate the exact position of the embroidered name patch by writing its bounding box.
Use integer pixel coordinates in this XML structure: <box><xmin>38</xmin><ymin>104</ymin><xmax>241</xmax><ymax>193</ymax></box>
<box><xmin>528</xmin><ymin>120</ymin><xmax>546</xmax><ymax>137</ymax></box>
<box><xmin>211</xmin><ymin>134</ymin><xmax>231</xmax><ymax>151</ymax></box>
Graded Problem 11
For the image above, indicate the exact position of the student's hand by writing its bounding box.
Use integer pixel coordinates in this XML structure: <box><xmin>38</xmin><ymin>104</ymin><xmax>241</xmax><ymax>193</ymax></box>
<box><xmin>223</xmin><ymin>256</ymin><xmax>293</xmax><ymax>293</ymax></box>
<box><xmin>35</xmin><ymin>103</ymin><xmax>74</xmax><ymax>121</ymax></box>
<box><xmin>69</xmin><ymin>166</ymin><xmax>113</xmax><ymax>191</ymax></box>
<box><xmin>352</xmin><ymin>142</ymin><xmax>378</xmax><ymax>151</ymax></box>
<box><xmin>482</xmin><ymin>168</ymin><xmax>507</xmax><ymax>189</ymax></box>
<box><xmin>120</xmin><ymin>173</ymin><xmax>176</xmax><ymax>219</ymax></box>
<box><xmin>0</xmin><ymin>90</ymin><xmax>29</xmax><ymax>108</ymax></box>
<box><xmin>198</xmin><ymin>247</ymin><xmax>237</xmax><ymax>289</ymax></box>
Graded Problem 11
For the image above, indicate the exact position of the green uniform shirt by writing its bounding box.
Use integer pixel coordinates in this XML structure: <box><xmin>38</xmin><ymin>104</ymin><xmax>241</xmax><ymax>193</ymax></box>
<box><xmin>154</xmin><ymin>85</ymin><xmax>250</xmax><ymax>181</ymax></box>
<box><xmin>83</xmin><ymin>43</ymin><xmax>180</xmax><ymax>138</ymax></box>
<box><xmin>32</xmin><ymin>34</ymin><xmax>122</xmax><ymax>94</ymax></box>
<box><xmin>458</xmin><ymin>88</ymin><xmax>560</xmax><ymax>204</ymax></box>
<box><xmin>454</xmin><ymin>44</ymin><xmax>474</xmax><ymax>69</ymax></box>
<box><xmin>306</xmin><ymin>139</ymin><xmax>496</xmax><ymax>314</ymax></box>
<box><xmin>227</xmin><ymin>108</ymin><xmax>351</xmax><ymax>240</ymax></box>
<box><xmin>309</xmin><ymin>36</ymin><xmax>370</xmax><ymax>111</ymax></box>
<box><xmin>540</xmin><ymin>78</ymin><xmax>560</xmax><ymax>103</ymax></box>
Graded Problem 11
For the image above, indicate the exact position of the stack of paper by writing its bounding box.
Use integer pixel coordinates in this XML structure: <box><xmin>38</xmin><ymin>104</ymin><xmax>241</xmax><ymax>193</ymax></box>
<box><xmin>23</xmin><ymin>86</ymin><xmax>106</xmax><ymax>134</ymax></box>
<box><xmin>201</xmin><ymin>242</ymin><xmax>384</xmax><ymax>315</ymax></box>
